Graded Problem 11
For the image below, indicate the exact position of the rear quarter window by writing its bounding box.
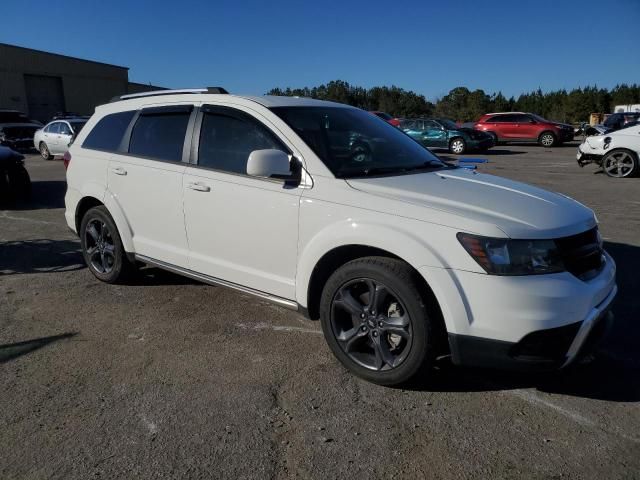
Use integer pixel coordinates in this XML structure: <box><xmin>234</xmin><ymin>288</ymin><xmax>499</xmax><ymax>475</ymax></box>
<box><xmin>82</xmin><ymin>111</ymin><xmax>136</xmax><ymax>152</ymax></box>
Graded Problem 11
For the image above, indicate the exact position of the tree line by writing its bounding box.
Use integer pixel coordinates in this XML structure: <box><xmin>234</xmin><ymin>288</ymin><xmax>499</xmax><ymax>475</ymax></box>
<box><xmin>267</xmin><ymin>81</ymin><xmax>640</xmax><ymax>124</ymax></box>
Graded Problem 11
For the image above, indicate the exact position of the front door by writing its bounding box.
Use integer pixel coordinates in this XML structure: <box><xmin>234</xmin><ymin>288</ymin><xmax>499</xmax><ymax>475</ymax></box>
<box><xmin>183</xmin><ymin>105</ymin><xmax>301</xmax><ymax>300</ymax></box>
<box><xmin>422</xmin><ymin>120</ymin><xmax>447</xmax><ymax>148</ymax></box>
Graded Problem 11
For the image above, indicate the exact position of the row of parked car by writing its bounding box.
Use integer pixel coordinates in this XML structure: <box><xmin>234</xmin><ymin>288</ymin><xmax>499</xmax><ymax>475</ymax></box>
<box><xmin>0</xmin><ymin>109</ymin><xmax>87</xmax><ymax>159</ymax></box>
<box><xmin>371</xmin><ymin>110</ymin><xmax>576</xmax><ymax>154</ymax></box>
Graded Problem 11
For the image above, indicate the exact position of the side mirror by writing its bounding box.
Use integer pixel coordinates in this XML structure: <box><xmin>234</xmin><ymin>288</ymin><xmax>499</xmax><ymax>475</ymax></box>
<box><xmin>247</xmin><ymin>149</ymin><xmax>291</xmax><ymax>178</ymax></box>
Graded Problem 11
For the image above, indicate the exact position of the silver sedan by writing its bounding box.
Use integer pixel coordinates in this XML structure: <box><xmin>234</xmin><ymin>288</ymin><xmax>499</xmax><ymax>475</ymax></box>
<box><xmin>33</xmin><ymin>119</ymin><xmax>87</xmax><ymax>160</ymax></box>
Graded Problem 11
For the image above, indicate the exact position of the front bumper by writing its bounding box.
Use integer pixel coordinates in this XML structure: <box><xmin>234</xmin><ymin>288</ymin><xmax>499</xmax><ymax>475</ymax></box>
<box><xmin>558</xmin><ymin>129</ymin><xmax>574</xmax><ymax>142</ymax></box>
<box><xmin>1</xmin><ymin>139</ymin><xmax>36</xmax><ymax>151</ymax></box>
<box><xmin>576</xmin><ymin>145</ymin><xmax>603</xmax><ymax>167</ymax></box>
<box><xmin>469</xmin><ymin>137</ymin><xmax>495</xmax><ymax>150</ymax></box>
<box><xmin>447</xmin><ymin>286</ymin><xmax>616</xmax><ymax>370</ymax></box>
<box><xmin>419</xmin><ymin>250</ymin><xmax>617</xmax><ymax>371</ymax></box>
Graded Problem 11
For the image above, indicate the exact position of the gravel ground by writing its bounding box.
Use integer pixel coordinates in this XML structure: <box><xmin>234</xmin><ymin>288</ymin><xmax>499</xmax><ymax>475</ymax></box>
<box><xmin>1</xmin><ymin>142</ymin><xmax>639</xmax><ymax>479</ymax></box>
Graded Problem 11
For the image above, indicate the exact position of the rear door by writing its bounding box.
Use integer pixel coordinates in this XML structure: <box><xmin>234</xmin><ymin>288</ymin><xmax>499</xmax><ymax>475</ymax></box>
<box><xmin>182</xmin><ymin>105</ymin><xmax>301</xmax><ymax>299</ymax></box>
<box><xmin>107</xmin><ymin>104</ymin><xmax>194</xmax><ymax>268</ymax></box>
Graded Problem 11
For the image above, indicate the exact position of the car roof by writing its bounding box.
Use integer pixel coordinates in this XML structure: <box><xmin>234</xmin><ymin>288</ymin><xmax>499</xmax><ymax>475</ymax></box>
<box><xmin>483</xmin><ymin>112</ymin><xmax>527</xmax><ymax>116</ymax></box>
<box><xmin>105</xmin><ymin>89</ymin><xmax>353</xmax><ymax>111</ymax></box>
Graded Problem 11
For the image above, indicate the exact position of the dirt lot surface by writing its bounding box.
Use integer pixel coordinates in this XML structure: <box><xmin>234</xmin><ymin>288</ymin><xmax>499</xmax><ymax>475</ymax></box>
<box><xmin>1</xmin><ymin>143</ymin><xmax>639</xmax><ymax>479</ymax></box>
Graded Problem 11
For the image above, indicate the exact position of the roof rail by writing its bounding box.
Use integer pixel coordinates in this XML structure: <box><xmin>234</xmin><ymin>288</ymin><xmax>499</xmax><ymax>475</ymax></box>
<box><xmin>110</xmin><ymin>87</ymin><xmax>229</xmax><ymax>103</ymax></box>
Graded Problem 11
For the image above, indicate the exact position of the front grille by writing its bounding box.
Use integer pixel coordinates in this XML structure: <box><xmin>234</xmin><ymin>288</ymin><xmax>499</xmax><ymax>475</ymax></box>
<box><xmin>555</xmin><ymin>227</ymin><xmax>603</xmax><ymax>280</ymax></box>
<box><xmin>3</xmin><ymin>127</ymin><xmax>38</xmax><ymax>139</ymax></box>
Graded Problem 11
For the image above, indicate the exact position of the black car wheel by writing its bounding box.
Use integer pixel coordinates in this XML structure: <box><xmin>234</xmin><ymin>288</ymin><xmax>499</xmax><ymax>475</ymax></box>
<box><xmin>39</xmin><ymin>142</ymin><xmax>53</xmax><ymax>160</ymax></box>
<box><xmin>449</xmin><ymin>137</ymin><xmax>466</xmax><ymax>154</ymax></box>
<box><xmin>80</xmin><ymin>206</ymin><xmax>135</xmax><ymax>283</ymax></box>
<box><xmin>320</xmin><ymin>257</ymin><xmax>434</xmax><ymax>386</ymax></box>
<box><xmin>486</xmin><ymin>131</ymin><xmax>499</xmax><ymax>145</ymax></box>
<box><xmin>602</xmin><ymin>149</ymin><xmax>639</xmax><ymax>178</ymax></box>
<box><xmin>7</xmin><ymin>164</ymin><xmax>31</xmax><ymax>201</ymax></box>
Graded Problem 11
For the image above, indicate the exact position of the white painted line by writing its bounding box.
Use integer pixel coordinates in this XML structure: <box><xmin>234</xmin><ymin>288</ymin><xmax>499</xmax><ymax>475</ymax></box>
<box><xmin>235</xmin><ymin>322</ymin><xmax>322</xmax><ymax>335</ymax></box>
<box><xmin>509</xmin><ymin>389</ymin><xmax>640</xmax><ymax>443</ymax></box>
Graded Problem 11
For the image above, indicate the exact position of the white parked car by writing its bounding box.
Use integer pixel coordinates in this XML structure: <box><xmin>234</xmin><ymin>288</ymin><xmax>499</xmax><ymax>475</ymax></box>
<box><xmin>33</xmin><ymin>118</ymin><xmax>87</xmax><ymax>160</ymax></box>
<box><xmin>577</xmin><ymin>122</ymin><xmax>640</xmax><ymax>177</ymax></box>
<box><xmin>64</xmin><ymin>89</ymin><xmax>617</xmax><ymax>385</ymax></box>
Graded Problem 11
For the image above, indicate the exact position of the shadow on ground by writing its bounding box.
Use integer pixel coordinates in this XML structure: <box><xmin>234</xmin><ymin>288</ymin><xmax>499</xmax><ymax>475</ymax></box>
<box><xmin>0</xmin><ymin>332</ymin><xmax>78</xmax><ymax>363</ymax></box>
<box><xmin>0</xmin><ymin>239</ymin><xmax>84</xmax><ymax>275</ymax></box>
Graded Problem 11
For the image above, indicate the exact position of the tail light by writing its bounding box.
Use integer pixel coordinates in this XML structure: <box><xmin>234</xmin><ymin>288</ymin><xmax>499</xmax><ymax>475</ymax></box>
<box><xmin>63</xmin><ymin>151</ymin><xmax>71</xmax><ymax>170</ymax></box>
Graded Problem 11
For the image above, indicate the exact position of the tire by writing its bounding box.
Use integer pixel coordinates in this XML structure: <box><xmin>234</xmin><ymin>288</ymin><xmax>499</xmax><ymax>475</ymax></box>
<box><xmin>602</xmin><ymin>149</ymin><xmax>639</xmax><ymax>178</ymax></box>
<box><xmin>39</xmin><ymin>142</ymin><xmax>53</xmax><ymax>160</ymax></box>
<box><xmin>80</xmin><ymin>206</ymin><xmax>135</xmax><ymax>283</ymax></box>
<box><xmin>449</xmin><ymin>137</ymin><xmax>466</xmax><ymax>154</ymax></box>
<box><xmin>319</xmin><ymin>256</ymin><xmax>434</xmax><ymax>386</ymax></box>
<box><xmin>7</xmin><ymin>165</ymin><xmax>31</xmax><ymax>201</ymax></box>
<box><xmin>486</xmin><ymin>131</ymin><xmax>499</xmax><ymax>145</ymax></box>
<box><xmin>538</xmin><ymin>131</ymin><xmax>556</xmax><ymax>147</ymax></box>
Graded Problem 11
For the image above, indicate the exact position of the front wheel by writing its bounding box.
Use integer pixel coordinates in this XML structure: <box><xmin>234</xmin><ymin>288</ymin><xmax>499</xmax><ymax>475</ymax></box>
<box><xmin>319</xmin><ymin>257</ymin><xmax>434</xmax><ymax>386</ymax></box>
<box><xmin>80</xmin><ymin>206</ymin><xmax>135</xmax><ymax>283</ymax></box>
<box><xmin>602</xmin><ymin>149</ymin><xmax>639</xmax><ymax>178</ymax></box>
<box><xmin>39</xmin><ymin>142</ymin><xmax>53</xmax><ymax>160</ymax></box>
<box><xmin>449</xmin><ymin>137</ymin><xmax>466</xmax><ymax>154</ymax></box>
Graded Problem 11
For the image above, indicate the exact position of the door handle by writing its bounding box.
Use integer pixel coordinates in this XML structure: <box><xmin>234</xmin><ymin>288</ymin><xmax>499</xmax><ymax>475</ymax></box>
<box><xmin>187</xmin><ymin>182</ymin><xmax>211</xmax><ymax>192</ymax></box>
<box><xmin>112</xmin><ymin>167</ymin><xmax>127</xmax><ymax>176</ymax></box>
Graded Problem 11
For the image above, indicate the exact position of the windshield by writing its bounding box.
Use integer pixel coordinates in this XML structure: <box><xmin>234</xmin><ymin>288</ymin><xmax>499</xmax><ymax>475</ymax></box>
<box><xmin>529</xmin><ymin>114</ymin><xmax>550</xmax><ymax>123</ymax></box>
<box><xmin>438</xmin><ymin>119</ymin><xmax>459</xmax><ymax>130</ymax></box>
<box><xmin>271</xmin><ymin>107</ymin><xmax>446</xmax><ymax>178</ymax></box>
<box><xmin>69</xmin><ymin>121</ymin><xmax>87</xmax><ymax>133</ymax></box>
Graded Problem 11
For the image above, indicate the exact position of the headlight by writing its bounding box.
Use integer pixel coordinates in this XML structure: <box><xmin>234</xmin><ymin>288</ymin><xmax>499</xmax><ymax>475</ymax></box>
<box><xmin>457</xmin><ymin>233</ymin><xmax>565</xmax><ymax>275</ymax></box>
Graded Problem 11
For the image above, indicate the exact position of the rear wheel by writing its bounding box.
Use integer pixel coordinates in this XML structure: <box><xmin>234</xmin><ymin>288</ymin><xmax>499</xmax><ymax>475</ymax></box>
<box><xmin>80</xmin><ymin>206</ymin><xmax>135</xmax><ymax>283</ymax></box>
<box><xmin>7</xmin><ymin>165</ymin><xmax>31</xmax><ymax>200</ymax></box>
<box><xmin>449</xmin><ymin>137</ymin><xmax>466</xmax><ymax>154</ymax></box>
<box><xmin>39</xmin><ymin>142</ymin><xmax>53</xmax><ymax>160</ymax></box>
<box><xmin>486</xmin><ymin>132</ymin><xmax>499</xmax><ymax>145</ymax></box>
<box><xmin>538</xmin><ymin>131</ymin><xmax>556</xmax><ymax>147</ymax></box>
<box><xmin>319</xmin><ymin>257</ymin><xmax>434</xmax><ymax>386</ymax></box>
<box><xmin>602</xmin><ymin>149</ymin><xmax>639</xmax><ymax>178</ymax></box>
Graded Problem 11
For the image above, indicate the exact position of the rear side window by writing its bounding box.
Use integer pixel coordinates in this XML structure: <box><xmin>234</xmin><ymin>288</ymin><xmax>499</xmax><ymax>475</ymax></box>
<box><xmin>129</xmin><ymin>110</ymin><xmax>191</xmax><ymax>162</ymax></box>
<box><xmin>198</xmin><ymin>110</ymin><xmax>286</xmax><ymax>174</ymax></box>
<box><xmin>83</xmin><ymin>111</ymin><xmax>135</xmax><ymax>152</ymax></box>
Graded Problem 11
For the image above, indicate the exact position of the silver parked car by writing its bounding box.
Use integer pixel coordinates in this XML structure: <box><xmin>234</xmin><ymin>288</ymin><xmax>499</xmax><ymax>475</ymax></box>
<box><xmin>33</xmin><ymin>119</ymin><xmax>87</xmax><ymax>160</ymax></box>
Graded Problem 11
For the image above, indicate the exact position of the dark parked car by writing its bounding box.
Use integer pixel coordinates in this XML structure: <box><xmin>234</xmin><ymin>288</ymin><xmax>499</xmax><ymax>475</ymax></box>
<box><xmin>369</xmin><ymin>111</ymin><xmax>401</xmax><ymax>127</ymax></box>
<box><xmin>0</xmin><ymin>109</ymin><xmax>42</xmax><ymax>152</ymax></box>
<box><xmin>401</xmin><ymin>118</ymin><xmax>494</xmax><ymax>154</ymax></box>
<box><xmin>0</xmin><ymin>146</ymin><xmax>30</xmax><ymax>204</ymax></box>
<box><xmin>474</xmin><ymin>112</ymin><xmax>574</xmax><ymax>147</ymax></box>
<box><xmin>603</xmin><ymin>112</ymin><xmax>640</xmax><ymax>131</ymax></box>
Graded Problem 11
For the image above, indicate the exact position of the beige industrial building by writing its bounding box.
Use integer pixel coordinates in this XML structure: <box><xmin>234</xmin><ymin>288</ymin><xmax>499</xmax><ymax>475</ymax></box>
<box><xmin>0</xmin><ymin>43</ymin><xmax>163</xmax><ymax>122</ymax></box>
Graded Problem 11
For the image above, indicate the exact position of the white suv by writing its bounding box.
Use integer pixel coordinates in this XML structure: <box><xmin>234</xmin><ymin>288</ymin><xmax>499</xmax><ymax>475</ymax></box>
<box><xmin>64</xmin><ymin>88</ymin><xmax>617</xmax><ymax>385</ymax></box>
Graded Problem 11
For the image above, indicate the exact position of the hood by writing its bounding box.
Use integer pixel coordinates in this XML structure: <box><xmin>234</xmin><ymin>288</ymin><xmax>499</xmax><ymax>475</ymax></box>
<box><xmin>346</xmin><ymin>168</ymin><xmax>596</xmax><ymax>239</ymax></box>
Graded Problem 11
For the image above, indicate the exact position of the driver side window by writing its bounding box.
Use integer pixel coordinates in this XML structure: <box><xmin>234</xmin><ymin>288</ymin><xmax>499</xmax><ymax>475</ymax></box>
<box><xmin>198</xmin><ymin>109</ymin><xmax>287</xmax><ymax>175</ymax></box>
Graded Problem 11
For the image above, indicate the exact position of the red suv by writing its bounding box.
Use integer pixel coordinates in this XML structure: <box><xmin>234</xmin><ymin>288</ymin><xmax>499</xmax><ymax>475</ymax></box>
<box><xmin>474</xmin><ymin>112</ymin><xmax>574</xmax><ymax>147</ymax></box>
